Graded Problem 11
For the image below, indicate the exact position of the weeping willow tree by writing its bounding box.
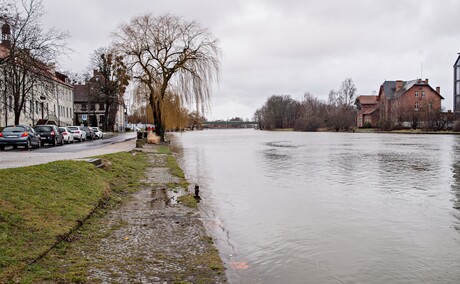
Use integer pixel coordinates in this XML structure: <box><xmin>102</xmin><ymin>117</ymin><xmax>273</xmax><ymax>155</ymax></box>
<box><xmin>162</xmin><ymin>91</ymin><xmax>189</xmax><ymax>131</ymax></box>
<box><xmin>114</xmin><ymin>13</ymin><xmax>221</xmax><ymax>140</ymax></box>
<box><xmin>130</xmin><ymin>83</ymin><xmax>188</xmax><ymax>131</ymax></box>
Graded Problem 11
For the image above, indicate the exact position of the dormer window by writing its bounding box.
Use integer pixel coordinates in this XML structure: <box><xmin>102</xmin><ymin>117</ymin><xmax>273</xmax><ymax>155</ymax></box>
<box><xmin>415</xmin><ymin>91</ymin><xmax>419</xmax><ymax>97</ymax></box>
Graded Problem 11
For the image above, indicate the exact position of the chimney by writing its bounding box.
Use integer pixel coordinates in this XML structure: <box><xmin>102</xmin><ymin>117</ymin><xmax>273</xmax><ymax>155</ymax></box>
<box><xmin>395</xmin><ymin>80</ymin><xmax>403</xmax><ymax>92</ymax></box>
<box><xmin>425</xmin><ymin>78</ymin><xmax>429</xmax><ymax>85</ymax></box>
<box><xmin>436</xmin><ymin>86</ymin><xmax>440</xmax><ymax>94</ymax></box>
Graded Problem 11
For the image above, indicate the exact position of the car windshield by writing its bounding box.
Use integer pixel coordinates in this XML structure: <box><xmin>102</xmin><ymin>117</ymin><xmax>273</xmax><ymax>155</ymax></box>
<box><xmin>59</xmin><ymin>128</ymin><xmax>66</xmax><ymax>132</ymax></box>
<box><xmin>3</xmin><ymin>126</ymin><xmax>26</xmax><ymax>132</ymax></box>
<box><xmin>68</xmin><ymin>127</ymin><xmax>78</xmax><ymax>130</ymax></box>
<box><xmin>35</xmin><ymin>126</ymin><xmax>52</xmax><ymax>132</ymax></box>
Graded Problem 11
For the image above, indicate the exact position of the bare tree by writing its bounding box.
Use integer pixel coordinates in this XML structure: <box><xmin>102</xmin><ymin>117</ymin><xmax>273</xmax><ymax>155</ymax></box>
<box><xmin>0</xmin><ymin>0</ymin><xmax>69</xmax><ymax>125</ymax></box>
<box><xmin>340</xmin><ymin>78</ymin><xmax>357</xmax><ymax>106</ymax></box>
<box><xmin>326</xmin><ymin>78</ymin><xmax>358</xmax><ymax>131</ymax></box>
<box><xmin>113</xmin><ymin>13</ymin><xmax>221</xmax><ymax>140</ymax></box>
<box><xmin>88</xmin><ymin>47</ymin><xmax>130</xmax><ymax>131</ymax></box>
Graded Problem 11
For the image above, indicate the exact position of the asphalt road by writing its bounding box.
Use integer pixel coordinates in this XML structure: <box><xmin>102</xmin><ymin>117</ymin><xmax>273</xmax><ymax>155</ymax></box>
<box><xmin>0</xmin><ymin>132</ymin><xmax>137</xmax><ymax>169</ymax></box>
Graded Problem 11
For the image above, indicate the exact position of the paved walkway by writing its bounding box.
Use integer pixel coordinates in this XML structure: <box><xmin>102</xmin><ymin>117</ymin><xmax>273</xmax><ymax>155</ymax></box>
<box><xmin>84</xmin><ymin>144</ymin><xmax>227</xmax><ymax>283</ymax></box>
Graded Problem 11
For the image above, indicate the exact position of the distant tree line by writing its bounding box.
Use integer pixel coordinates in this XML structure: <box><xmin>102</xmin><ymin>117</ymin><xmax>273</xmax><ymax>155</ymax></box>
<box><xmin>255</xmin><ymin>78</ymin><xmax>357</xmax><ymax>131</ymax></box>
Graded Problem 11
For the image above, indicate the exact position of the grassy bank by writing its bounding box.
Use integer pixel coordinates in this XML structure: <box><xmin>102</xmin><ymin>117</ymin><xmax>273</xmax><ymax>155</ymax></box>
<box><xmin>0</xmin><ymin>152</ymin><xmax>148</xmax><ymax>282</ymax></box>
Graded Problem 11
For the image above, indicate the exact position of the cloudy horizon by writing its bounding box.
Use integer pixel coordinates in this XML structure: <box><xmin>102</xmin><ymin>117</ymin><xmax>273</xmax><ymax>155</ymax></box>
<box><xmin>43</xmin><ymin>0</ymin><xmax>460</xmax><ymax>120</ymax></box>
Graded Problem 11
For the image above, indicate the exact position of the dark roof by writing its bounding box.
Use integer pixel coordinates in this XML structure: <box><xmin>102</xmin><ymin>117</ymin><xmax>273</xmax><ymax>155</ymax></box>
<box><xmin>455</xmin><ymin>53</ymin><xmax>460</xmax><ymax>67</ymax></box>
<box><xmin>381</xmin><ymin>79</ymin><xmax>418</xmax><ymax>100</ymax></box>
<box><xmin>73</xmin><ymin>84</ymin><xmax>89</xmax><ymax>102</ymax></box>
<box><xmin>381</xmin><ymin>79</ymin><xmax>443</xmax><ymax>100</ymax></box>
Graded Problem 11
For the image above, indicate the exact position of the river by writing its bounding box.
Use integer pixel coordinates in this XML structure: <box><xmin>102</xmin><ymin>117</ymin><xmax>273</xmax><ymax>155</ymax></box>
<box><xmin>170</xmin><ymin>129</ymin><xmax>460</xmax><ymax>284</ymax></box>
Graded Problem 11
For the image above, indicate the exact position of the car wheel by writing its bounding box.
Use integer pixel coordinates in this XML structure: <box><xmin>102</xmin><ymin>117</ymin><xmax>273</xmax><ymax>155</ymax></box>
<box><xmin>60</xmin><ymin>138</ymin><xmax>64</xmax><ymax>145</ymax></box>
<box><xmin>53</xmin><ymin>138</ymin><xmax>57</xmax><ymax>146</ymax></box>
<box><xmin>26</xmin><ymin>139</ymin><xmax>31</xmax><ymax>149</ymax></box>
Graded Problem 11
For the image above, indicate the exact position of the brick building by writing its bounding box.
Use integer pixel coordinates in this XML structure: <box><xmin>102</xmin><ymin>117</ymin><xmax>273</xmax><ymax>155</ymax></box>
<box><xmin>356</xmin><ymin>79</ymin><xmax>443</xmax><ymax>128</ymax></box>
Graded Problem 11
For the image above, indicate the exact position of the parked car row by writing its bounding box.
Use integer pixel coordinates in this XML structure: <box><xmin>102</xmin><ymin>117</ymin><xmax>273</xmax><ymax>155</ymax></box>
<box><xmin>0</xmin><ymin>125</ymin><xmax>104</xmax><ymax>150</ymax></box>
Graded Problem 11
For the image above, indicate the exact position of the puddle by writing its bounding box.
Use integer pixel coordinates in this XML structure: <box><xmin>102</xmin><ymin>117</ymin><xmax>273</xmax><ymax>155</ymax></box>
<box><xmin>126</xmin><ymin>186</ymin><xmax>188</xmax><ymax>210</ymax></box>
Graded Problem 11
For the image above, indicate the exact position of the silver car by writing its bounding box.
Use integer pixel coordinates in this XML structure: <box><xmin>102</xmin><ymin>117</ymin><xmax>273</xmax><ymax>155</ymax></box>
<box><xmin>0</xmin><ymin>125</ymin><xmax>41</xmax><ymax>150</ymax></box>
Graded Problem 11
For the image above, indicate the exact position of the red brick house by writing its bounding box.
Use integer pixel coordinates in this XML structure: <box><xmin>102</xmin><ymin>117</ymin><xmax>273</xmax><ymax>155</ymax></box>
<box><xmin>355</xmin><ymin>95</ymin><xmax>379</xmax><ymax>127</ymax></box>
<box><xmin>356</xmin><ymin>79</ymin><xmax>443</xmax><ymax>128</ymax></box>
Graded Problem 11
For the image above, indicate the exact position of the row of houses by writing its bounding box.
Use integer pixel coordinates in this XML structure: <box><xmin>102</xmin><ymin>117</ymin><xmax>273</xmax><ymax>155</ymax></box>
<box><xmin>0</xmin><ymin>22</ymin><xmax>126</xmax><ymax>130</ymax></box>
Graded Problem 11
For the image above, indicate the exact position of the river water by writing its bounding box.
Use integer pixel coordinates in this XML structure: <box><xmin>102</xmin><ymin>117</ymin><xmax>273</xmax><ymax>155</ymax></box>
<box><xmin>170</xmin><ymin>129</ymin><xmax>460</xmax><ymax>284</ymax></box>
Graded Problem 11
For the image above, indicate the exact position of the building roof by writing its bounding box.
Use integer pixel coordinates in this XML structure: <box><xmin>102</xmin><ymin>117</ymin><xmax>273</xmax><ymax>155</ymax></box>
<box><xmin>362</xmin><ymin>105</ymin><xmax>379</xmax><ymax>115</ymax></box>
<box><xmin>0</xmin><ymin>43</ymin><xmax>72</xmax><ymax>88</ymax></box>
<box><xmin>454</xmin><ymin>53</ymin><xmax>460</xmax><ymax>67</ymax></box>
<box><xmin>73</xmin><ymin>84</ymin><xmax>89</xmax><ymax>102</ymax></box>
<box><xmin>380</xmin><ymin>79</ymin><xmax>444</xmax><ymax>100</ymax></box>
<box><xmin>356</xmin><ymin>95</ymin><xmax>378</xmax><ymax>105</ymax></box>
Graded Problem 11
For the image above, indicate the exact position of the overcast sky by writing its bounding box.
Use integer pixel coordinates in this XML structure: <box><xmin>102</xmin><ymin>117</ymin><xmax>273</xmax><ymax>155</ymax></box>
<box><xmin>43</xmin><ymin>0</ymin><xmax>460</xmax><ymax>120</ymax></box>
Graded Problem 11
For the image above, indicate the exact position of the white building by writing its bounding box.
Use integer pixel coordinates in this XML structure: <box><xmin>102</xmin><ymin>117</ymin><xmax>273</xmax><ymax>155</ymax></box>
<box><xmin>0</xmin><ymin>23</ymin><xmax>73</xmax><ymax>127</ymax></box>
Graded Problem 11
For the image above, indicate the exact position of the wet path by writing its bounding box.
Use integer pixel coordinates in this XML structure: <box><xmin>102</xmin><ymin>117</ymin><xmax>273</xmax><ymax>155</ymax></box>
<box><xmin>85</xmin><ymin>145</ymin><xmax>226</xmax><ymax>283</ymax></box>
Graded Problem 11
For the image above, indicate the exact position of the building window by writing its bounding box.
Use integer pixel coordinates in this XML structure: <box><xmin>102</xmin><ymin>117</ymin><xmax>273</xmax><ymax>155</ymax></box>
<box><xmin>99</xmin><ymin>103</ymin><xmax>105</xmax><ymax>111</ymax></box>
<box><xmin>35</xmin><ymin>101</ymin><xmax>38</xmax><ymax>114</ymax></box>
<box><xmin>429</xmin><ymin>102</ymin><xmax>433</xmax><ymax>111</ymax></box>
<box><xmin>8</xmin><ymin>96</ymin><xmax>13</xmax><ymax>112</ymax></box>
<box><xmin>457</xmin><ymin>67</ymin><xmax>460</xmax><ymax>80</ymax></box>
<box><xmin>81</xmin><ymin>103</ymin><xmax>87</xmax><ymax>111</ymax></box>
<box><xmin>422</xmin><ymin>91</ymin><xmax>425</xmax><ymax>97</ymax></box>
<box><xmin>415</xmin><ymin>91</ymin><xmax>418</xmax><ymax>97</ymax></box>
<box><xmin>457</xmin><ymin>82</ymin><xmax>460</xmax><ymax>95</ymax></box>
<box><xmin>90</xmin><ymin>104</ymin><xmax>95</xmax><ymax>111</ymax></box>
<box><xmin>30</xmin><ymin>100</ymin><xmax>34</xmax><ymax>114</ymax></box>
<box><xmin>415</xmin><ymin>101</ymin><xmax>419</xmax><ymax>110</ymax></box>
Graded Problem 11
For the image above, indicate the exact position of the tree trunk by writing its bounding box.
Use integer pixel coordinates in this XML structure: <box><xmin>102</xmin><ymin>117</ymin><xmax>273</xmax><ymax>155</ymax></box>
<box><xmin>104</xmin><ymin>102</ymin><xmax>110</xmax><ymax>131</ymax></box>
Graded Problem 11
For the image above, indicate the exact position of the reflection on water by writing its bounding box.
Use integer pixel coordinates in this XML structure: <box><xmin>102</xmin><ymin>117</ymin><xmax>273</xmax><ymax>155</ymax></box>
<box><xmin>171</xmin><ymin>130</ymin><xmax>460</xmax><ymax>284</ymax></box>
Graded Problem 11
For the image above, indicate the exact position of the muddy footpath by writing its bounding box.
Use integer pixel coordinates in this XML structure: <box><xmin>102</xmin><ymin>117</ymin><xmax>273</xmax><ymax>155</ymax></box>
<box><xmin>84</xmin><ymin>144</ymin><xmax>227</xmax><ymax>283</ymax></box>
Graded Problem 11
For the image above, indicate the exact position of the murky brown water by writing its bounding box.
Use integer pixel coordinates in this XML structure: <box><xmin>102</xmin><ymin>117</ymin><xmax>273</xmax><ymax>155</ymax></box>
<box><xmin>171</xmin><ymin>129</ymin><xmax>460</xmax><ymax>284</ymax></box>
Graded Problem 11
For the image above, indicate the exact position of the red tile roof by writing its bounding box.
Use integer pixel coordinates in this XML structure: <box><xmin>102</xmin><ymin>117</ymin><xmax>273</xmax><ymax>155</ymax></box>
<box><xmin>357</xmin><ymin>95</ymin><xmax>378</xmax><ymax>105</ymax></box>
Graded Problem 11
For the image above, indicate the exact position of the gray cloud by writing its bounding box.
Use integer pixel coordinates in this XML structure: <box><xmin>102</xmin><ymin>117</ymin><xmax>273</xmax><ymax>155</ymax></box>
<box><xmin>43</xmin><ymin>0</ymin><xmax>460</xmax><ymax>120</ymax></box>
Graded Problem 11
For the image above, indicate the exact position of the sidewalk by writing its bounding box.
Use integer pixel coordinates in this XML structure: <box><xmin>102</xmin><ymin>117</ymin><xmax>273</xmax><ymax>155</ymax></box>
<box><xmin>83</xmin><ymin>143</ymin><xmax>227</xmax><ymax>283</ymax></box>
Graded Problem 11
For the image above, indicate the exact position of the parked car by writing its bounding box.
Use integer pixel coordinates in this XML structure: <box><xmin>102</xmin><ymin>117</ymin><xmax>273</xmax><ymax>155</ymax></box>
<box><xmin>34</xmin><ymin>125</ymin><xmax>64</xmax><ymax>146</ymax></box>
<box><xmin>92</xmin><ymin>127</ymin><xmax>103</xmax><ymax>139</ymax></box>
<box><xmin>82</xmin><ymin>126</ymin><xmax>96</xmax><ymax>140</ymax></box>
<box><xmin>0</xmin><ymin>125</ymin><xmax>41</xmax><ymax>150</ymax></box>
<box><xmin>67</xmin><ymin>126</ymin><xmax>86</xmax><ymax>142</ymax></box>
<box><xmin>59</xmin><ymin>127</ymin><xmax>74</xmax><ymax>144</ymax></box>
